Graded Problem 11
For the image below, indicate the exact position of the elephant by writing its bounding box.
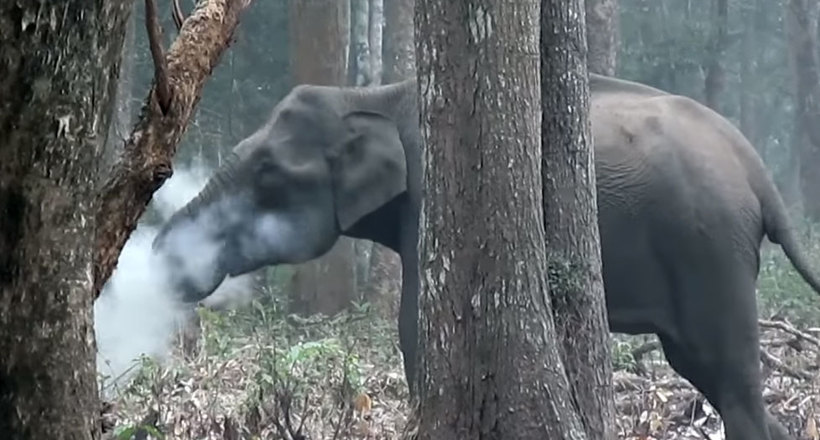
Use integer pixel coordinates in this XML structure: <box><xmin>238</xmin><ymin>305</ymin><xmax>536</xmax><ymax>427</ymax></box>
<box><xmin>151</xmin><ymin>74</ymin><xmax>820</xmax><ymax>440</ymax></box>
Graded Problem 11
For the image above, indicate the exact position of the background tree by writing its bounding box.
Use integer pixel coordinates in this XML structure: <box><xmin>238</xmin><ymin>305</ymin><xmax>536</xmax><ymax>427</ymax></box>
<box><xmin>785</xmin><ymin>0</ymin><xmax>820</xmax><ymax>223</ymax></box>
<box><xmin>585</xmin><ymin>0</ymin><xmax>620</xmax><ymax>75</ymax></box>
<box><xmin>286</xmin><ymin>0</ymin><xmax>359</xmax><ymax>316</ymax></box>
<box><xmin>0</xmin><ymin>2</ymin><xmax>132</xmax><ymax>437</ymax></box>
<box><xmin>414</xmin><ymin>1</ymin><xmax>587</xmax><ymax>438</ymax></box>
<box><xmin>542</xmin><ymin>1</ymin><xmax>616</xmax><ymax>438</ymax></box>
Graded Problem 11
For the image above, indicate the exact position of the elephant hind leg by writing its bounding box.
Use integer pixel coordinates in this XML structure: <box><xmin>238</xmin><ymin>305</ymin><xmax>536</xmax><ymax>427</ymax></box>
<box><xmin>658</xmin><ymin>333</ymin><xmax>776</xmax><ymax>440</ymax></box>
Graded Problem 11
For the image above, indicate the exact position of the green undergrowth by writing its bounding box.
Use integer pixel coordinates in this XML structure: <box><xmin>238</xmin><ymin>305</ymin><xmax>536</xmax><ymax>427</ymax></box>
<box><xmin>105</xmin><ymin>296</ymin><xmax>408</xmax><ymax>439</ymax></box>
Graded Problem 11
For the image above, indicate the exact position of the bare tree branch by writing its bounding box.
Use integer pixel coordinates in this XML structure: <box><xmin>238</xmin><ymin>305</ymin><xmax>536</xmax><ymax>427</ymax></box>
<box><xmin>172</xmin><ymin>0</ymin><xmax>185</xmax><ymax>31</ymax></box>
<box><xmin>144</xmin><ymin>0</ymin><xmax>172</xmax><ymax>114</ymax></box>
<box><xmin>94</xmin><ymin>0</ymin><xmax>254</xmax><ymax>296</ymax></box>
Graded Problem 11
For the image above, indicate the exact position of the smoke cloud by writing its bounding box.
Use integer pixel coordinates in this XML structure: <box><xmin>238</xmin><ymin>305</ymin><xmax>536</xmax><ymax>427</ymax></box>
<box><xmin>94</xmin><ymin>162</ymin><xmax>256</xmax><ymax>394</ymax></box>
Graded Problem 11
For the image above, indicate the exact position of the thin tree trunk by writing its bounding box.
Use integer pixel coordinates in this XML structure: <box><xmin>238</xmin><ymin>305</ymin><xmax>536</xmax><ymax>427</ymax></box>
<box><xmin>739</xmin><ymin>1</ymin><xmax>758</xmax><ymax>149</ymax></box>
<box><xmin>584</xmin><ymin>0</ymin><xmax>619</xmax><ymax>75</ymax></box>
<box><xmin>364</xmin><ymin>0</ymin><xmax>403</xmax><ymax>318</ymax></box>
<box><xmin>786</xmin><ymin>0</ymin><xmax>820</xmax><ymax>222</ymax></box>
<box><xmin>288</xmin><ymin>0</ymin><xmax>357</xmax><ymax>317</ymax></box>
<box><xmin>704</xmin><ymin>0</ymin><xmax>729</xmax><ymax>112</ymax></box>
<box><xmin>541</xmin><ymin>0</ymin><xmax>616</xmax><ymax>438</ymax></box>
<box><xmin>414</xmin><ymin>1</ymin><xmax>587</xmax><ymax>438</ymax></box>
<box><xmin>369</xmin><ymin>0</ymin><xmax>384</xmax><ymax>85</ymax></box>
<box><xmin>384</xmin><ymin>0</ymin><xmax>415</xmax><ymax>83</ymax></box>
<box><xmin>350</xmin><ymin>0</ymin><xmax>372</xmax><ymax>86</ymax></box>
<box><xmin>95</xmin><ymin>0</ymin><xmax>257</xmax><ymax>294</ymax></box>
<box><xmin>0</xmin><ymin>2</ymin><xmax>132</xmax><ymax>438</ymax></box>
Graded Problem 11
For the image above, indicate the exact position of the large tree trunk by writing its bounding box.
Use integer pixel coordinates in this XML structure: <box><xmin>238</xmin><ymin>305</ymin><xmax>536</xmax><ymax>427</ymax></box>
<box><xmin>0</xmin><ymin>2</ymin><xmax>132</xmax><ymax>438</ymax></box>
<box><xmin>704</xmin><ymin>0</ymin><xmax>729</xmax><ymax>112</ymax></box>
<box><xmin>414</xmin><ymin>1</ymin><xmax>587</xmax><ymax>438</ymax></box>
<box><xmin>288</xmin><ymin>0</ymin><xmax>357</xmax><ymax>317</ymax></box>
<box><xmin>786</xmin><ymin>0</ymin><xmax>820</xmax><ymax>223</ymax></box>
<box><xmin>584</xmin><ymin>0</ymin><xmax>619</xmax><ymax>75</ymax></box>
<box><xmin>541</xmin><ymin>0</ymin><xmax>616</xmax><ymax>438</ymax></box>
<box><xmin>383</xmin><ymin>0</ymin><xmax>415</xmax><ymax>83</ymax></box>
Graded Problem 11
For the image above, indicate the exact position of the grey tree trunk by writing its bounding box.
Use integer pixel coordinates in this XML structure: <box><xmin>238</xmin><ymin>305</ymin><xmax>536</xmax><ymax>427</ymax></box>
<box><xmin>103</xmin><ymin>5</ymin><xmax>138</xmax><ymax>178</ymax></box>
<box><xmin>0</xmin><ymin>1</ymin><xmax>131</xmax><ymax>438</ymax></box>
<box><xmin>350</xmin><ymin>0</ymin><xmax>372</xmax><ymax>86</ymax></box>
<box><xmin>414</xmin><ymin>1</ymin><xmax>587</xmax><ymax>438</ymax></box>
<box><xmin>704</xmin><ymin>0</ymin><xmax>729</xmax><ymax>112</ymax></box>
<box><xmin>288</xmin><ymin>0</ymin><xmax>358</xmax><ymax>317</ymax></box>
<box><xmin>584</xmin><ymin>0</ymin><xmax>619</xmax><ymax>75</ymax></box>
<box><xmin>363</xmin><ymin>0</ymin><xmax>403</xmax><ymax>318</ymax></box>
<box><xmin>384</xmin><ymin>0</ymin><xmax>415</xmax><ymax>82</ymax></box>
<box><xmin>369</xmin><ymin>0</ymin><xmax>384</xmax><ymax>85</ymax></box>
<box><xmin>541</xmin><ymin>1</ymin><xmax>616</xmax><ymax>439</ymax></box>
<box><xmin>786</xmin><ymin>0</ymin><xmax>820</xmax><ymax>223</ymax></box>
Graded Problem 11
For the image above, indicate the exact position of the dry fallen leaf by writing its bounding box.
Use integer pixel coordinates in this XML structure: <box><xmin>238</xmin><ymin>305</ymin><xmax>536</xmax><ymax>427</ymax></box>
<box><xmin>354</xmin><ymin>392</ymin><xmax>373</xmax><ymax>415</ymax></box>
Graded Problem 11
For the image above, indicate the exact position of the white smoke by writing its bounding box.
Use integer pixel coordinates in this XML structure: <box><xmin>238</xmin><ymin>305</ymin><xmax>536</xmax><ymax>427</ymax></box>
<box><xmin>94</xmin><ymin>163</ymin><xmax>257</xmax><ymax>394</ymax></box>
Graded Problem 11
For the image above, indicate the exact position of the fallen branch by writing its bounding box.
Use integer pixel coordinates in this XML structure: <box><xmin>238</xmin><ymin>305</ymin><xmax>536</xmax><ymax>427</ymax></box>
<box><xmin>94</xmin><ymin>0</ymin><xmax>254</xmax><ymax>296</ymax></box>
<box><xmin>760</xmin><ymin>319</ymin><xmax>820</xmax><ymax>347</ymax></box>
<box><xmin>759</xmin><ymin>348</ymin><xmax>814</xmax><ymax>381</ymax></box>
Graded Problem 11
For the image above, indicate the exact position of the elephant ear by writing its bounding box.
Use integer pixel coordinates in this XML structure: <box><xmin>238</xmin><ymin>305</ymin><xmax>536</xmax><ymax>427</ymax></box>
<box><xmin>328</xmin><ymin>110</ymin><xmax>407</xmax><ymax>231</ymax></box>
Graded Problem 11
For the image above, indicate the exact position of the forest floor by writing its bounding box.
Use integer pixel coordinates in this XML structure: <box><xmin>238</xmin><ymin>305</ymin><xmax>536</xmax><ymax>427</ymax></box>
<box><xmin>100</xmin><ymin>300</ymin><xmax>820</xmax><ymax>440</ymax></box>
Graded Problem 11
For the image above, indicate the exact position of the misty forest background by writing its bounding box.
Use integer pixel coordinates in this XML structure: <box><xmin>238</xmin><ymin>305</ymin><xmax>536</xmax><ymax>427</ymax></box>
<box><xmin>97</xmin><ymin>0</ymin><xmax>820</xmax><ymax>438</ymax></box>
<box><xmin>114</xmin><ymin>0</ymin><xmax>820</xmax><ymax>321</ymax></box>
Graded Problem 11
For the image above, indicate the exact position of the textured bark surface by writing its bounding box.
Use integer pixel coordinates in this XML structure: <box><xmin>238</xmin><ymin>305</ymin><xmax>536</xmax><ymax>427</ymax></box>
<box><xmin>415</xmin><ymin>1</ymin><xmax>587</xmax><ymax>438</ymax></box>
<box><xmin>95</xmin><ymin>0</ymin><xmax>255</xmax><ymax>295</ymax></box>
<box><xmin>584</xmin><ymin>0</ymin><xmax>619</xmax><ymax>75</ymax></box>
<box><xmin>541</xmin><ymin>1</ymin><xmax>616</xmax><ymax>439</ymax></box>
<box><xmin>369</xmin><ymin>0</ymin><xmax>384</xmax><ymax>85</ymax></box>
<box><xmin>786</xmin><ymin>0</ymin><xmax>820</xmax><ymax>222</ymax></box>
<box><xmin>350</xmin><ymin>0</ymin><xmax>372</xmax><ymax>86</ymax></box>
<box><xmin>287</xmin><ymin>0</ymin><xmax>356</xmax><ymax>317</ymax></box>
<box><xmin>0</xmin><ymin>2</ymin><xmax>131</xmax><ymax>438</ymax></box>
<box><xmin>384</xmin><ymin>0</ymin><xmax>415</xmax><ymax>82</ymax></box>
<box><xmin>289</xmin><ymin>0</ymin><xmax>350</xmax><ymax>85</ymax></box>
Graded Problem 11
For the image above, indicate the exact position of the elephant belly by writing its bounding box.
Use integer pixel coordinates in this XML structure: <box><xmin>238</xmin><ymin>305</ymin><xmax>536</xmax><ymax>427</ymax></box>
<box><xmin>599</xmin><ymin>208</ymin><xmax>678</xmax><ymax>339</ymax></box>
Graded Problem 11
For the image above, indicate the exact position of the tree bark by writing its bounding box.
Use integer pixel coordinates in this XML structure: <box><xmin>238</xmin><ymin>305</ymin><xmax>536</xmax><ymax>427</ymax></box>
<box><xmin>369</xmin><ymin>0</ymin><xmax>385</xmax><ymax>85</ymax></box>
<box><xmin>384</xmin><ymin>0</ymin><xmax>415</xmax><ymax>83</ymax></box>
<box><xmin>584</xmin><ymin>0</ymin><xmax>619</xmax><ymax>75</ymax></box>
<box><xmin>364</xmin><ymin>0</ymin><xmax>405</xmax><ymax>318</ymax></box>
<box><xmin>289</xmin><ymin>0</ymin><xmax>350</xmax><ymax>85</ymax></box>
<box><xmin>350</xmin><ymin>0</ymin><xmax>372</xmax><ymax>86</ymax></box>
<box><xmin>704</xmin><ymin>0</ymin><xmax>729</xmax><ymax>112</ymax></box>
<box><xmin>414</xmin><ymin>1</ymin><xmax>587</xmax><ymax>438</ymax></box>
<box><xmin>94</xmin><ymin>0</ymin><xmax>256</xmax><ymax>295</ymax></box>
<box><xmin>541</xmin><ymin>1</ymin><xmax>616</xmax><ymax>438</ymax></box>
<box><xmin>786</xmin><ymin>0</ymin><xmax>820</xmax><ymax>222</ymax></box>
<box><xmin>287</xmin><ymin>0</ymin><xmax>357</xmax><ymax>317</ymax></box>
<box><xmin>0</xmin><ymin>2</ymin><xmax>132</xmax><ymax>438</ymax></box>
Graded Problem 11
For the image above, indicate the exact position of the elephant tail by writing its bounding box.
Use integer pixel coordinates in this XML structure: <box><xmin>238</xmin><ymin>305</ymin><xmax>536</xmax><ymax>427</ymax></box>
<box><xmin>763</xmin><ymin>192</ymin><xmax>820</xmax><ymax>295</ymax></box>
<box><xmin>773</xmin><ymin>228</ymin><xmax>820</xmax><ymax>295</ymax></box>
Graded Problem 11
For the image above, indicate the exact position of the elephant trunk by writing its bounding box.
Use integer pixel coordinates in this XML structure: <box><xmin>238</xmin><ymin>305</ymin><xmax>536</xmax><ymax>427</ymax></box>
<box><xmin>152</xmin><ymin>153</ymin><xmax>244</xmax><ymax>303</ymax></box>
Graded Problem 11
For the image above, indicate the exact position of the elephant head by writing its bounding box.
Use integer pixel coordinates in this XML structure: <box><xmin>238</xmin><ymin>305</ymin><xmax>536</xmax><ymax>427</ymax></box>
<box><xmin>152</xmin><ymin>84</ymin><xmax>409</xmax><ymax>303</ymax></box>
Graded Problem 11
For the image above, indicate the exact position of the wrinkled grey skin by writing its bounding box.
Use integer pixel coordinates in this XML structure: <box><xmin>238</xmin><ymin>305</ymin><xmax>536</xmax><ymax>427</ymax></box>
<box><xmin>153</xmin><ymin>75</ymin><xmax>820</xmax><ymax>440</ymax></box>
